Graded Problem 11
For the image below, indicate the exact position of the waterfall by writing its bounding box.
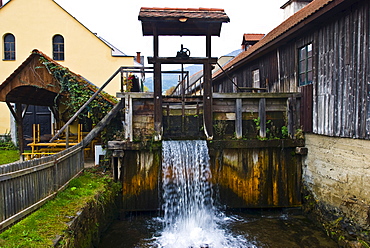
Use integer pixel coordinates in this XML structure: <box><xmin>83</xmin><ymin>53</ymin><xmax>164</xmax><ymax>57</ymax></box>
<box><xmin>154</xmin><ymin>140</ymin><xmax>254</xmax><ymax>248</ymax></box>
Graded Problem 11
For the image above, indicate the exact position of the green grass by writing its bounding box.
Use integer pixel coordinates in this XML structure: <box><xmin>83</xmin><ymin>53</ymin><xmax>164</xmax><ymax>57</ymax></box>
<box><xmin>0</xmin><ymin>150</ymin><xmax>20</xmax><ymax>165</ymax></box>
<box><xmin>0</xmin><ymin>169</ymin><xmax>115</xmax><ymax>247</ymax></box>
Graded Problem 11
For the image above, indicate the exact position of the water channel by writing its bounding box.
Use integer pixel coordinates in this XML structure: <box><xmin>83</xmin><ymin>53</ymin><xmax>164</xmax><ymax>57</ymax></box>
<box><xmin>99</xmin><ymin>140</ymin><xmax>338</xmax><ymax>248</ymax></box>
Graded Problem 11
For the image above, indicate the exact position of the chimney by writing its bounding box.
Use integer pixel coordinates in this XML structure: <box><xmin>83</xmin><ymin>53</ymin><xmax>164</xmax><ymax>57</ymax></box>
<box><xmin>0</xmin><ymin>0</ymin><xmax>3</xmax><ymax>7</ymax></box>
<box><xmin>241</xmin><ymin>34</ymin><xmax>265</xmax><ymax>51</ymax></box>
<box><xmin>281</xmin><ymin>0</ymin><xmax>313</xmax><ymax>19</ymax></box>
<box><xmin>136</xmin><ymin>52</ymin><xmax>141</xmax><ymax>64</ymax></box>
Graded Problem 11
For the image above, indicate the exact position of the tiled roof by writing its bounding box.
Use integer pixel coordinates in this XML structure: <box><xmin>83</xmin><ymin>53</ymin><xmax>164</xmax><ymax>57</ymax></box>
<box><xmin>214</xmin><ymin>0</ymin><xmax>338</xmax><ymax>78</ymax></box>
<box><xmin>139</xmin><ymin>7</ymin><xmax>229</xmax><ymax>21</ymax></box>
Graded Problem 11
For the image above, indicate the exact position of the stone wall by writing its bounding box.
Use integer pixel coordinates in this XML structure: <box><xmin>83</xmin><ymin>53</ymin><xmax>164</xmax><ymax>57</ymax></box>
<box><xmin>55</xmin><ymin>182</ymin><xmax>121</xmax><ymax>248</ymax></box>
<box><xmin>303</xmin><ymin>134</ymin><xmax>370</xmax><ymax>243</ymax></box>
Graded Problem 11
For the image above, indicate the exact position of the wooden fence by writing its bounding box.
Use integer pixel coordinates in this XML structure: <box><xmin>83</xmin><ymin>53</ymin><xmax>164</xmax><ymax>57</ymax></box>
<box><xmin>0</xmin><ymin>144</ymin><xmax>84</xmax><ymax>230</ymax></box>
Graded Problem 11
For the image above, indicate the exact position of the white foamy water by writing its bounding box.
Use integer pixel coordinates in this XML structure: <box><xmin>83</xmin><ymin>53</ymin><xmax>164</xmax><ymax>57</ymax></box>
<box><xmin>153</xmin><ymin>140</ymin><xmax>256</xmax><ymax>248</ymax></box>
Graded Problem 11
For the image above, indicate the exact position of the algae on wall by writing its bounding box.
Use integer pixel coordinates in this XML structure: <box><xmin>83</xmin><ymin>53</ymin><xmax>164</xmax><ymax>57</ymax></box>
<box><xmin>209</xmin><ymin>140</ymin><xmax>303</xmax><ymax>208</ymax></box>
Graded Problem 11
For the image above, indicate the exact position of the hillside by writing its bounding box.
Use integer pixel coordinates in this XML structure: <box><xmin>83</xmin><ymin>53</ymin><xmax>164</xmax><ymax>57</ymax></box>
<box><xmin>144</xmin><ymin>64</ymin><xmax>202</xmax><ymax>92</ymax></box>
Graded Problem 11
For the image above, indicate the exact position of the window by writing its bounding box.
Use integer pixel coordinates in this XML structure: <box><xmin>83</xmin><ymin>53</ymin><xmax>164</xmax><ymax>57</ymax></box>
<box><xmin>252</xmin><ymin>69</ymin><xmax>260</xmax><ymax>88</ymax></box>
<box><xmin>298</xmin><ymin>43</ymin><xmax>313</xmax><ymax>86</ymax></box>
<box><xmin>53</xmin><ymin>35</ymin><xmax>64</xmax><ymax>60</ymax></box>
<box><xmin>4</xmin><ymin>34</ymin><xmax>15</xmax><ymax>60</ymax></box>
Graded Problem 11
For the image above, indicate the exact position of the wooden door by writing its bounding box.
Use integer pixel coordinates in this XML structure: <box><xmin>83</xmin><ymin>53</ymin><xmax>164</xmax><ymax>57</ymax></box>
<box><xmin>23</xmin><ymin>105</ymin><xmax>52</xmax><ymax>146</ymax></box>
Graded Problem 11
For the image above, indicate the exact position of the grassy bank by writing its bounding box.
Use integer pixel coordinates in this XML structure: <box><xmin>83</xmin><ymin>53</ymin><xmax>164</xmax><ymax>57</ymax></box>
<box><xmin>0</xmin><ymin>168</ymin><xmax>120</xmax><ymax>247</ymax></box>
<box><xmin>0</xmin><ymin>150</ymin><xmax>19</xmax><ymax>165</ymax></box>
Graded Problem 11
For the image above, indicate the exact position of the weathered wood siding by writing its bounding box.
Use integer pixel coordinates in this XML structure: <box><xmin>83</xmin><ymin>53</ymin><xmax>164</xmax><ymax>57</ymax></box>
<box><xmin>121</xmin><ymin>149</ymin><xmax>161</xmax><ymax>211</ymax></box>
<box><xmin>209</xmin><ymin>140</ymin><xmax>304</xmax><ymax>208</ymax></box>
<box><xmin>114</xmin><ymin>140</ymin><xmax>304</xmax><ymax>210</ymax></box>
<box><xmin>313</xmin><ymin>2</ymin><xmax>370</xmax><ymax>138</ymax></box>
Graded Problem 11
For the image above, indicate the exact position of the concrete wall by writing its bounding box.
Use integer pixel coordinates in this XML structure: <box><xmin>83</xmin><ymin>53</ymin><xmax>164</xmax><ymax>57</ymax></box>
<box><xmin>303</xmin><ymin>134</ymin><xmax>370</xmax><ymax>229</ymax></box>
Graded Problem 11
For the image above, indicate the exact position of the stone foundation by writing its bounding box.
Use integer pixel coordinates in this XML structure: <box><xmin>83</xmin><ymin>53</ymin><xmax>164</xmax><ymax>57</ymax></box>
<box><xmin>303</xmin><ymin>134</ymin><xmax>370</xmax><ymax>245</ymax></box>
<box><xmin>54</xmin><ymin>182</ymin><xmax>121</xmax><ymax>248</ymax></box>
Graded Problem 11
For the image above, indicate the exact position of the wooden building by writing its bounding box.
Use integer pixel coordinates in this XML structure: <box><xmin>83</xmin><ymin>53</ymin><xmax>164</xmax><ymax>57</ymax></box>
<box><xmin>213</xmin><ymin>0</ymin><xmax>369</xmax><ymax>138</ymax></box>
<box><xmin>0</xmin><ymin>49</ymin><xmax>118</xmax><ymax>154</ymax></box>
<box><xmin>213</xmin><ymin>0</ymin><xmax>370</xmax><ymax>241</ymax></box>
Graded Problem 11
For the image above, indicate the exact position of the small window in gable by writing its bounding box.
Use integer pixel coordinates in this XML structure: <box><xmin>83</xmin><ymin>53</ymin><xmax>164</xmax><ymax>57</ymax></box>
<box><xmin>298</xmin><ymin>43</ymin><xmax>313</xmax><ymax>86</ymax></box>
<box><xmin>4</xmin><ymin>34</ymin><xmax>16</xmax><ymax>60</ymax></box>
<box><xmin>53</xmin><ymin>35</ymin><xmax>64</xmax><ymax>61</ymax></box>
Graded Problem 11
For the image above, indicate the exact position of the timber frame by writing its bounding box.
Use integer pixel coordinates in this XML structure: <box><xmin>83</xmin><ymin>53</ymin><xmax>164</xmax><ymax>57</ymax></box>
<box><xmin>139</xmin><ymin>7</ymin><xmax>230</xmax><ymax>140</ymax></box>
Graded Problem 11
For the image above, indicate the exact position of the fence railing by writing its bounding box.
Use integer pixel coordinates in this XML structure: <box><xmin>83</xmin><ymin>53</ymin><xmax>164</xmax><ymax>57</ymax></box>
<box><xmin>0</xmin><ymin>143</ymin><xmax>84</xmax><ymax>230</ymax></box>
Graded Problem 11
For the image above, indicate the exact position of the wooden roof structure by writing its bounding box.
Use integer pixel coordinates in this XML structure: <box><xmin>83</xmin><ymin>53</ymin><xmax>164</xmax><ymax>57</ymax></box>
<box><xmin>138</xmin><ymin>7</ymin><xmax>229</xmax><ymax>36</ymax></box>
<box><xmin>0</xmin><ymin>49</ymin><xmax>116</xmax><ymax>106</ymax></box>
<box><xmin>0</xmin><ymin>49</ymin><xmax>117</xmax><ymax>153</ymax></box>
<box><xmin>0</xmin><ymin>50</ymin><xmax>61</xmax><ymax>106</ymax></box>
<box><xmin>139</xmin><ymin>7</ymin><xmax>230</xmax><ymax>140</ymax></box>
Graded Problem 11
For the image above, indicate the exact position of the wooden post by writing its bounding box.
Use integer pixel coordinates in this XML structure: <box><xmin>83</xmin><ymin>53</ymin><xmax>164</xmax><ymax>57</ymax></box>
<box><xmin>203</xmin><ymin>32</ymin><xmax>213</xmax><ymax>139</ymax></box>
<box><xmin>154</xmin><ymin>62</ymin><xmax>162</xmax><ymax>141</ymax></box>
<box><xmin>235</xmin><ymin>98</ymin><xmax>242</xmax><ymax>139</ymax></box>
<box><xmin>113</xmin><ymin>157</ymin><xmax>119</xmax><ymax>181</ymax></box>
<box><xmin>66</xmin><ymin>126</ymin><xmax>69</xmax><ymax>148</ymax></box>
<box><xmin>259</xmin><ymin>98</ymin><xmax>266</xmax><ymax>138</ymax></box>
<box><xmin>124</xmin><ymin>94</ymin><xmax>133</xmax><ymax>141</ymax></box>
<box><xmin>287</xmin><ymin>96</ymin><xmax>296</xmax><ymax>138</ymax></box>
<box><xmin>15</xmin><ymin>103</ymin><xmax>24</xmax><ymax>155</ymax></box>
<box><xmin>153</xmin><ymin>28</ymin><xmax>162</xmax><ymax>141</ymax></box>
<box><xmin>203</xmin><ymin>62</ymin><xmax>213</xmax><ymax>139</ymax></box>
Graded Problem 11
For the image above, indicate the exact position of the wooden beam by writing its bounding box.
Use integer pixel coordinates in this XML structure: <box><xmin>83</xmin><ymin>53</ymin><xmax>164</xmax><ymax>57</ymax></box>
<box><xmin>213</xmin><ymin>92</ymin><xmax>301</xmax><ymax>99</ymax></box>
<box><xmin>148</xmin><ymin>57</ymin><xmax>218</xmax><ymax>65</ymax></box>
<box><xmin>81</xmin><ymin>100</ymin><xmax>124</xmax><ymax>147</ymax></box>
<box><xmin>49</xmin><ymin>67</ymin><xmax>122</xmax><ymax>142</ymax></box>
<box><xmin>6</xmin><ymin>101</ymin><xmax>18</xmax><ymax>122</ymax></box>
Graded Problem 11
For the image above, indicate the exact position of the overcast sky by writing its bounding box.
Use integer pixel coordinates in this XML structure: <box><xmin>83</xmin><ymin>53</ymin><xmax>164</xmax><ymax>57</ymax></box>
<box><xmin>5</xmin><ymin>0</ymin><xmax>287</xmax><ymax>60</ymax></box>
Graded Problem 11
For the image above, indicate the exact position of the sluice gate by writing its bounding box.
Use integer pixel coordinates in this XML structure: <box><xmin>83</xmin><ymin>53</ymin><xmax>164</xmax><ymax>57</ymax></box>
<box><xmin>108</xmin><ymin>92</ymin><xmax>304</xmax><ymax>211</ymax></box>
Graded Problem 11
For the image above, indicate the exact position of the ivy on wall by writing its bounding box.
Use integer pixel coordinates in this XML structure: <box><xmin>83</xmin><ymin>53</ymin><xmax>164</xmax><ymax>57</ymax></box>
<box><xmin>39</xmin><ymin>57</ymin><xmax>122</xmax><ymax>145</ymax></box>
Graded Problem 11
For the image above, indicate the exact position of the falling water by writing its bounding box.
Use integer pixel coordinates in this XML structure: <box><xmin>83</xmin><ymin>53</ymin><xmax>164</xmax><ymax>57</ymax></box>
<box><xmin>98</xmin><ymin>140</ymin><xmax>340</xmax><ymax>248</ymax></box>
<box><xmin>154</xmin><ymin>140</ymin><xmax>254</xmax><ymax>248</ymax></box>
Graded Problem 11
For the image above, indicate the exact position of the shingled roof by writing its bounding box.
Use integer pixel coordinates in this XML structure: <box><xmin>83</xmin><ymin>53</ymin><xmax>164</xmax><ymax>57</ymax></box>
<box><xmin>214</xmin><ymin>0</ymin><xmax>345</xmax><ymax>79</ymax></box>
<box><xmin>139</xmin><ymin>7</ymin><xmax>230</xmax><ymax>36</ymax></box>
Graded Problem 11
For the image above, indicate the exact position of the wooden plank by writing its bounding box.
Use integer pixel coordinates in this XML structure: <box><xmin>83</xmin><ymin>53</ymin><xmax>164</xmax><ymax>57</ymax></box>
<box><xmin>259</xmin><ymin>98</ymin><xmax>266</xmax><ymax>138</ymax></box>
<box><xmin>213</xmin><ymin>92</ymin><xmax>301</xmax><ymax>99</ymax></box>
<box><xmin>235</xmin><ymin>99</ymin><xmax>242</xmax><ymax>139</ymax></box>
<box><xmin>148</xmin><ymin>57</ymin><xmax>218</xmax><ymax>65</ymax></box>
<box><xmin>116</xmin><ymin>92</ymin><xmax>154</xmax><ymax>99</ymax></box>
<box><xmin>125</xmin><ymin>95</ymin><xmax>133</xmax><ymax>141</ymax></box>
<box><xmin>0</xmin><ymin>161</ymin><xmax>55</xmax><ymax>182</ymax></box>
